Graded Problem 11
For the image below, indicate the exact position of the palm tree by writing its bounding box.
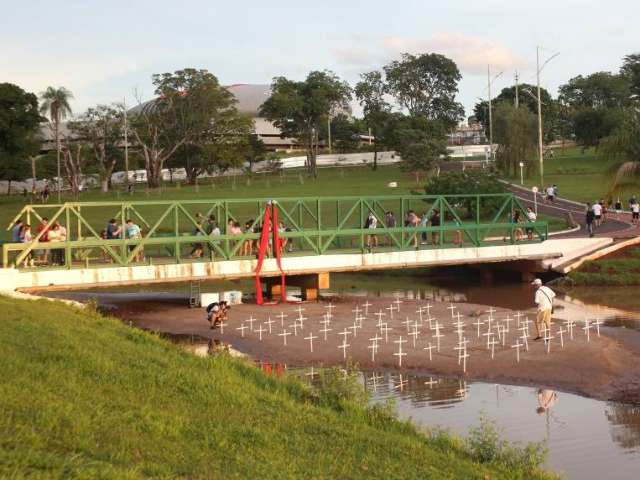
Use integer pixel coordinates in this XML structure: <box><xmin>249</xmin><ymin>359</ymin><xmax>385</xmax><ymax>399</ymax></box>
<box><xmin>39</xmin><ymin>87</ymin><xmax>73</xmax><ymax>202</ymax></box>
<box><xmin>602</xmin><ymin>107</ymin><xmax>640</xmax><ymax>196</ymax></box>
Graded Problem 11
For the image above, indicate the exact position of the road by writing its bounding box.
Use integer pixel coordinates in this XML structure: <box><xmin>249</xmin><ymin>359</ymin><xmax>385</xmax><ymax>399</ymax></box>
<box><xmin>505</xmin><ymin>183</ymin><xmax>638</xmax><ymax>240</ymax></box>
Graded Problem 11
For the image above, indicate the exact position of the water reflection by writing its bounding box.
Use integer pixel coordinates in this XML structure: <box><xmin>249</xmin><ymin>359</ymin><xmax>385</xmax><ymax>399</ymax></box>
<box><xmin>288</xmin><ymin>367</ymin><xmax>640</xmax><ymax>480</ymax></box>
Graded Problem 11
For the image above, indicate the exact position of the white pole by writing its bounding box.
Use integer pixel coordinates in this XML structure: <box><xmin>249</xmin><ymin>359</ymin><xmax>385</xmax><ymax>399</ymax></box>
<box><xmin>123</xmin><ymin>98</ymin><xmax>129</xmax><ymax>190</ymax></box>
<box><xmin>488</xmin><ymin>65</ymin><xmax>493</xmax><ymax>161</ymax></box>
<box><xmin>327</xmin><ymin>115</ymin><xmax>332</xmax><ymax>154</ymax></box>
<box><xmin>536</xmin><ymin>46</ymin><xmax>544</xmax><ymax>187</ymax></box>
<box><xmin>520</xmin><ymin>163</ymin><xmax>524</xmax><ymax>185</ymax></box>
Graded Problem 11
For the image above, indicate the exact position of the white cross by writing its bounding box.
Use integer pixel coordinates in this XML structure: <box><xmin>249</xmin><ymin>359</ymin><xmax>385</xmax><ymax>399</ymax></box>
<box><xmin>264</xmin><ymin>317</ymin><xmax>275</xmax><ymax>334</ymax></box>
<box><xmin>322</xmin><ymin>312</ymin><xmax>332</xmax><ymax>324</ymax></box>
<box><xmin>352</xmin><ymin>306</ymin><xmax>361</xmax><ymax>318</ymax></box>
<box><xmin>473</xmin><ymin>318</ymin><xmax>484</xmax><ymax>338</ymax></box>
<box><xmin>513</xmin><ymin>311</ymin><xmax>524</xmax><ymax>328</ymax></box>
<box><xmin>416</xmin><ymin>308</ymin><xmax>424</xmax><ymax>324</ymax></box>
<box><xmin>409</xmin><ymin>323</ymin><xmax>420</xmax><ymax>348</ymax></box>
<box><xmin>503</xmin><ymin>316</ymin><xmax>513</xmax><ymax>333</ymax></box>
<box><xmin>325</xmin><ymin>302</ymin><xmax>336</xmax><ymax>315</ymax></box>
<box><xmin>305</xmin><ymin>333</ymin><xmax>318</xmax><ymax>353</ymax></box>
<box><xmin>447</xmin><ymin>303</ymin><xmax>457</xmax><ymax>318</ymax></box>
<box><xmin>362</xmin><ymin>301</ymin><xmax>372</xmax><ymax>316</ymax></box>
<box><xmin>394</xmin><ymin>373</ymin><xmax>408</xmax><ymax>391</ymax></box>
<box><xmin>486</xmin><ymin>316</ymin><xmax>493</xmax><ymax>332</ymax></box>
<box><xmin>305</xmin><ymin>366</ymin><xmax>317</xmax><ymax>378</ymax></box>
<box><xmin>557</xmin><ymin>327</ymin><xmax>566</xmax><ymax>348</ymax></box>
<box><xmin>338</xmin><ymin>329</ymin><xmax>352</xmax><ymax>342</ymax></box>
<box><xmin>295</xmin><ymin>305</ymin><xmax>305</xmax><ymax>318</ymax></box>
<box><xmin>459</xmin><ymin>348</ymin><xmax>470</xmax><ymax>373</ymax></box>
<box><xmin>349</xmin><ymin>323</ymin><xmax>359</xmax><ymax>337</ymax></box>
<box><xmin>565</xmin><ymin>319</ymin><xmax>575</xmax><ymax>340</ymax></box>
<box><xmin>236</xmin><ymin>324</ymin><xmax>249</xmax><ymax>337</ymax></box>
<box><xmin>374</xmin><ymin>310</ymin><xmax>386</xmax><ymax>325</ymax></box>
<box><xmin>393</xmin><ymin>336</ymin><xmax>407</xmax><ymax>367</ymax></box>
<box><xmin>369</xmin><ymin>334</ymin><xmax>382</xmax><ymax>349</ymax></box>
<box><xmin>593</xmin><ymin>318</ymin><xmax>603</xmax><ymax>337</ymax></box>
<box><xmin>320</xmin><ymin>325</ymin><xmax>333</xmax><ymax>341</ymax></box>
<box><xmin>543</xmin><ymin>327</ymin><xmax>554</xmax><ymax>353</ymax></box>
<box><xmin>423</xmin><ymin>303</ymin><xmax>433</xmax><ymax>319</ymax></box>
<box><xmin>355</xmin><ymin>315</ymin><xmax>365</xmax><ymax>328</ymax></box>
<box><xmin>454</xmin><ymin>339</ymin><xmax>469</xmax><ymax>365</ymax></box>
<box><xmin>424</xmin><ymin>342</ymin><xmax>435</xmax><ymax>361</ymax></box>
<box><xmin>380</xmin><ymin>323</ymin><xmax>391</xmax><ymax>343</ymax></box>
<box><xmin>511</xmin><ymin>341</ymin><xmax>523</xmax><ymax>362</ymax></box>
<box><xmin>368</xmin><ymin>372</ymin><xmax>384</xmax><ymax>392</ymax></box>
<box><xmin>489</xmin><ymin>337</ymin><xmax>499</xmax><ymax>359</ymax></box>
<box><xmin>497</xmin><ymin>324</ymin><xmax>506</xmax><ymax>346</ymax></box>
<box><xmin>386</xmin><ymin>305</ymin><xmax>395</xmax><ymax>320</ymax></box>
<box><xmin>297</xmin><ymin>316</ymin><xmax>307</xmax><ymax>330</ymax></box>
<box><xmin>338</xmin><ymin>340</ymin><xmax>350</xmax><ymax>359</ymax></box>
<box><xmin>483</xmin><ymin>330</ymin><xmax>494</xmax><ymax>350</ymax></box>
<box><xmin>424</xmin><ymin>376</ymin><xmax>438</xmax><ymax>388</ymax></box>
<box><xmin>219</xmin><ymin>320</ymin><xmax>226</xmax><ymax>335</ymax></box>
<box><xmin>402</xmin><ymin>317</ymin><xmax>414</xmax><ymax>332</ymax></box>
<box><xmin>583</xmin><ymin>319</ymin><xmax>592</xmax><ymax>342</ymax></box>
<box><xmin>520</xmin><ymin>331</ymin><xmax>529</xmax><ymax>351</ymax></box>
<box><xmin>368</xmin><ymin>339</ymin><xmax>379</xmax><ymax>362</ymax></box>
<box><xmin>278</xmin><ymin>329</ymin><xmax>291</xmax><ymax>346</ymax></box>
<box><xmin>486</xmin><ymin>307</ymin><xmax>496</xmax><ymax>320</ymax></box>
<box><xmin>289</xmin><ymin>322</ymin><xmax>299</xmax><ymax>336</ymax></box>
<box><xmin>433</xmin><ymin>322</ymin><xmax>444</xmax><ymax>352</ymax></box>
<box><xmin>245</xmin><ymin>315</ymin><xmax>256</xmax><ymax>331</ymax></box>
<box><xmin>392</xmin><ymin>297</ymin><xmax>403</xmax><ymax>312</ymax></box>
<box><xmin>255</xmin><ymin>325</ymin><xmax>266</xmax><ymax>341</ymax></box>
<box><xmin>277</xmin><ymin>312</ymin><xmax>288</xmax><ymax>327</ymax></box>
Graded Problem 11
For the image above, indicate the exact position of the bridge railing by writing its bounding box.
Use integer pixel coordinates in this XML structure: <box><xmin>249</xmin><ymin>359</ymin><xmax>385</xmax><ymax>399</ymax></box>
<box><xmin>3</xmin><ymin>194</ymin><xmax>548</xmax><ymax>269</ymax></box>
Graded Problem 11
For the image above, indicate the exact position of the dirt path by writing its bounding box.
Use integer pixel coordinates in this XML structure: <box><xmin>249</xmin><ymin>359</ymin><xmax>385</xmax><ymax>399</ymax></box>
<box><xmin>119</xmin><ymin>295</ymin><xmax>640</xmax><ymax>404</ymax></box>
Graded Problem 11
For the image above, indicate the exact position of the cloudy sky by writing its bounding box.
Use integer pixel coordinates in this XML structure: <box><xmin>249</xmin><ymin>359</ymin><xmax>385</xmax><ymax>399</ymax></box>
<box><xmin>3</xmin><ymin>0</ymin><xmax>637</xmax><ymax>117</ymax></box>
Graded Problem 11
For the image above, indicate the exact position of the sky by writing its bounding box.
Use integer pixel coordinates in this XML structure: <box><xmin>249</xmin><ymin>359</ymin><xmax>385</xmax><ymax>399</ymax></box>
<box><xmin>2</xmin><ymin>0</ymin><xmax>637</xmax><ymax>118</ymax></box>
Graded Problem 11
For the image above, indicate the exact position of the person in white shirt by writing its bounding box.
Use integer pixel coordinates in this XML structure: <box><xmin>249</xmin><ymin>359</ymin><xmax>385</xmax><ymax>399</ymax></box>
<box><xmin>365</xmin><ymin>212</ymin><xmax>378</xmax><ymax>249</ymax></box>
<box><xmin>525</xmin><ymin>207</ymin><xmax>537</xmax><ymax>240</ymax></box>
<box><xmin>592</xmin><ymin>202</ymin><xmax>603</xmax><ymax>227</ymax></box>
<box><xmin>532</xmin><ymin>278</ymin><xmax>555</xmax><ymax>340</ymax></box>
<box><xmin>632</xmin><ymin>202</ymin><xmax>640</xmax><ymax>225</ymax></box>
<box><xmin>545</xmin><ymin>186</ymin><xmax>555</xmax><ymax>203</ymax></box>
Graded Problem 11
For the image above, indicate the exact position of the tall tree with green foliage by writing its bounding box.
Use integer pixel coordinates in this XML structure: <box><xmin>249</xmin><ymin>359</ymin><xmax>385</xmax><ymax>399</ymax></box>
<box><xmin>622</xmin><ymin>53</ymin><xmax>640</xmax><ymax>97</ymax></box>
<box><xmin>39</xmin><ymin>86</ymin><xmax>73</xmax><ymax>200</ymax></box>
<box><xmin>260</xmin><ymin>71</ymin><xmax>352</xmax><ymax>178</ymax></box>
<box><xmin>492</xmin><ymin>103</ymin><xmax>538</xmax><ymax>178</ymax></box>
<box><xmin>0</xmin><ymin>83</ymin><xmax>42</xmax><ymax>194</ymax></box>
<box><xmin>355</xmin><ymin>70</ymin><xmax>391</xmax><ymax>169</ymax></box>
<box><xmin>383</xmin><ymin>53</ymin><xmax>464</xmax><ymax>128</ymax></box>
<box><xmin>600</xmin><ymin>108</ymin><xmax>640</xmax><ymax>195</ymax></box>
<box><xmin>68</xmin><ymin>104</ymin><xmax>123</xmax><ymax>193</ymax></box>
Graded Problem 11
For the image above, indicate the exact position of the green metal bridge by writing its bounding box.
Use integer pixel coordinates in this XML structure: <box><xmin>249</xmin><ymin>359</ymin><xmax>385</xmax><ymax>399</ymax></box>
<box><xmin>3</xmin><ymin>194</ymin><xmax>548</xmax><ymax>270</ymax></box>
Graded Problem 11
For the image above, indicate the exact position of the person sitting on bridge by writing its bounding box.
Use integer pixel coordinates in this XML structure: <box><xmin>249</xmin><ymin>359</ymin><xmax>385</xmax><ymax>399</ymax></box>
<box><xmin>532</xmin><ymin>278</ymin><xmax>555</xmax><ymax>341</ymax></box>
<box><xmin>106</xmin><ymin>219</ymin><xmax>122</xmax><ymax>240</ymax></box>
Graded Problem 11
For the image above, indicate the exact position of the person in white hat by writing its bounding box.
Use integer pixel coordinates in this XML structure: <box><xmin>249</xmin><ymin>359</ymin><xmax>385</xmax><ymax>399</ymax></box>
<box><xmin>532</xmin><ymin>278</ymin><xmax>555</xmax><ymax>340</ymax></box>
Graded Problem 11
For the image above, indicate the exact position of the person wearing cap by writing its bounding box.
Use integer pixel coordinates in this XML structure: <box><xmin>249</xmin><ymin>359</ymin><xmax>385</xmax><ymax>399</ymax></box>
<box><xmin>532</xmin><ymin>278</ymin><xmax>555</xmax><ymax>340</ymax></box>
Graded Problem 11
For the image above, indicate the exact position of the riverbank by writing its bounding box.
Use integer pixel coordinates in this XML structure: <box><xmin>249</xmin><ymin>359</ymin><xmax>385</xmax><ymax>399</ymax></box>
<box><xmin>568</xmin><ymin>245</ymin><xmax>640</xmax><ymax>286</ymax></box>
<box><xmin>119</xmin><ymin>295</ymin><xmax>640</xmax><ymax>404</ymax></box>
<box><xmin>0</xmin><ymin>294</ymin><xmax>556</xmax><ymax>479</ymax></box>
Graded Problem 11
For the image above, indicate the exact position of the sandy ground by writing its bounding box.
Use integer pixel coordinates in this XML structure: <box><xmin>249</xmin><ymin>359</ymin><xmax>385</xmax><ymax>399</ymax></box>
<box><xmin>118</xmin><ymin>296</ymin><xmax>640</xmax><ymax>404</ymax></box>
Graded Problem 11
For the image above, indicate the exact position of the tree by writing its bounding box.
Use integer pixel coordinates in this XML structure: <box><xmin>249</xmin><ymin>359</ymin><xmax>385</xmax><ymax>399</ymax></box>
<box><xmin>320</xmin><ymin>114</ymin><xmax>361</xmax><ymax>154</ymax></box>
<box><xmin>492</xmin><ymin>103</ymin><xmax>538</xmax><ymax>178</ymax></box>
<box><xmin>473</xmin><ymin>83</ymin><xmax>558</xmax><ymax>142</ymax></box>
<box><xmin>39</xmin><ymin>86</ymin><xmax>73</xmax><ymax>200</ymax></box>
<box><xmin>0</xmin><ymin>83</ymin><xmax>42</xmax><ymax>193</ymax></box>
<box><xmin>383</xmin><ymin>53</ymin><xmax>464</xmax><ymax>127</ymax></box>
<box><xmin>600</xmin><ymin>108</ymin><xmax>640</xmax><ymax>195</ymax></box>
<box><xmin>60</xmin><ymin>143</ymin><xmax>86</xmax><ymax>197</ymax></box>
<box><xmin>68</xmin><ymin>104</ymin><xmax>123</xmax><ymax>193</ymax></box>
<box><xmin>355</xmin><ymin>70</ymin><xmax>391</xmax><ymax>169</ymax></box>
<box><xmin>260</xmin><ymin>70</ymin><xmax>352</xmax><ymax>178</ymax></box>
<box><xmin>621</xmin><ymin>53</ymin><xmax>640</xmax><ymax>97</ymax></box>
<box><xmin>387</xmin><ymin>113</ymin><xmax>448</xmax><ymax>183</ymax></box>
<box><xmin>571</xmin><ymin>108</ymin><xmax>624</xmax><ymax>150</ymax></box>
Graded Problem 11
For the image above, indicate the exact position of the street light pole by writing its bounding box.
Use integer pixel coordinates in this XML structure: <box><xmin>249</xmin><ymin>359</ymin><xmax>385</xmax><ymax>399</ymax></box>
<box><xmin>519</xmin><ymin>161</ymin><xmax>524</xmax><ymax>185</ymax></box>
<box><xmin>327</xmin><ymin>115</ymin><xmax>332</xmax><ymax>154</ymax></box>
<box><xmin>123</xmin><ymin>99</ymin><xmax>129</xmax><ymax>192</ymax></box>
<box><xmin>487</xmin><ymin>65</ymin><xmax>503</xmax><ymax>161</ymax></box>
<box><xmin>535</xmin><ymin>46</ymin><xmax>559</xmax><ymax>188</ymax></box>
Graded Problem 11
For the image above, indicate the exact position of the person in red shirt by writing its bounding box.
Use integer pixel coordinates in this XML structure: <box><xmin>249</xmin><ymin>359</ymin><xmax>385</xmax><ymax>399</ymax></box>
<box><xmin>35</xmin><ymin>218</ymin><xmax>50</xmax><ymax>265</ymax></box>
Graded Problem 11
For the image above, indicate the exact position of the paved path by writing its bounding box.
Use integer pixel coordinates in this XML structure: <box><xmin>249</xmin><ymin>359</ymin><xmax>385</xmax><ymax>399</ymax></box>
<box><xmin>505</xmin><ymin>183</ymin><xmax>638</xmax><ymax>240</ymax></box>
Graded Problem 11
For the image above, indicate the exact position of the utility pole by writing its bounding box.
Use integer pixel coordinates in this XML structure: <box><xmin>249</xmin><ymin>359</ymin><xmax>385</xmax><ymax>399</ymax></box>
<box><xmin>534</xmin><ymin>46</ymin><xmax>559</xmax><ymax>187</ymax></box>
<box><xmin>487</xmin><ymin>65</ymin><xmax>503</xmax><ymax>161</ymax></box>
<box><xmin>536</xmin><ymin>47</ymin><xmax>544</xmax><ymax>186</ymax></box>
<box><xmin>123</xmin><ymin>99</ymin><xmax>129</xmax><ymax>191</ymax></box>
<box><xmin>514</xmin><ymin>71</ymin><xmax>519</xmax><ymax>109</ymax></box>
<box><xmin>327</xmin><ymin>115</ymin><xmax>332</xmax><ymax>154</ymax></box>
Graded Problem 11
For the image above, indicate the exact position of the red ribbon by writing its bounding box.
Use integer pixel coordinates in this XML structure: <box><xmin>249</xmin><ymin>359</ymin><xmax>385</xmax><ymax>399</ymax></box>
<box><xmin>255</xmin><ymin>202</ymin><xmax>286</xmax><ymax>305</ymax></box>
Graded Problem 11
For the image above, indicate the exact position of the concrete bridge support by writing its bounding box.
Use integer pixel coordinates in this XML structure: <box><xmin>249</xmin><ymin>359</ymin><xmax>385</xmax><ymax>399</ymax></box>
<box><xmin>265</xmin><ymin>273</ymin><xmax>330</xmax><ymax>301</ymax></box>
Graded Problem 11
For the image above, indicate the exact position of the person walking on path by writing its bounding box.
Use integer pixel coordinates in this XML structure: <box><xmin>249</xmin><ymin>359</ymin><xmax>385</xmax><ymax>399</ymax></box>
<box><xmin>532</xmin><ymin>278</ymin><xmax>555</xmax><ymax>341</ymax></box>
<box><xmin>592</xmin><ymin>201</ymin><xmax>603</xmax><ymax>227</ymax></box>
<box><xmin>586</xmin><ymin>204</ymin><xmax>595</xmax><ymax>237</ymax></box>
<box><xmin>632</xmin><ymin>201</ymin><xmax>640</xmax><ymax>226</ymax></box>
<box><xmin>615</xmin><ymin>198</ymin><xmax>623</xmax><ymax>219</ymax></box>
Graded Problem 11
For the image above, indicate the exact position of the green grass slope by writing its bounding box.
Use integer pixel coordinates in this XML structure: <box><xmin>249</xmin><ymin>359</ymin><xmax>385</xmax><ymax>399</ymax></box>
<box><xmin>0</xmin><ymin>296</ymin><xmax>554</xmax><ymax>479</ymax></box>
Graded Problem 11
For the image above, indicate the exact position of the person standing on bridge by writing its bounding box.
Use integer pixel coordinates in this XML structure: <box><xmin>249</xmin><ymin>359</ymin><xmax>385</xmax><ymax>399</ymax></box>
<box><xmin>532</xmin><ymin>278</ymin><xmax>555</xmax><ymax>341</ymax></box>
<box><xmin>384</xmin><ymin>211</ymin><xmax>396</xmax><ymax>246</ymax></box>
<box><xmin>586</xmin><ymin>203</ymin><xmax>595</xmax><ymax>237</ymax></box>
<box><xmin>365</xmin><ymin>211</ymin><xmax>378</xmax><ymax>250</ymax></box>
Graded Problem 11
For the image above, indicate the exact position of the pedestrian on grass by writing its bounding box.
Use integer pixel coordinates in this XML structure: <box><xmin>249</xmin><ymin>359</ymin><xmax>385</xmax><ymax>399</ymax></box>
<box><xmin>586</xmin><ymin>203</ymin><xmax>595</xmax><ymax>237</ymax></box>
<box><xmin>532</xmin><ymin>278</ymin><xmax>555</xmax><ymax>341</ymax></box>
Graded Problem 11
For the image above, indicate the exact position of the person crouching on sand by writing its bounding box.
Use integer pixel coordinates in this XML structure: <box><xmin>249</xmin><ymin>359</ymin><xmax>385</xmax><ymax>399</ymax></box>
<box><xmin>532</xmin><ymin>278</ymin><xmax>555</xmax><ymax>340</ymax></box>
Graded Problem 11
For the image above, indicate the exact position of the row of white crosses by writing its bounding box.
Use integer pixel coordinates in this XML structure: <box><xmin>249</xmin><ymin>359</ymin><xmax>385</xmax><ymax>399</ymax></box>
<box><xmin>225</xmin><ymin>295</ymin><xmax>604</xmax><ymax>371</ymax></box>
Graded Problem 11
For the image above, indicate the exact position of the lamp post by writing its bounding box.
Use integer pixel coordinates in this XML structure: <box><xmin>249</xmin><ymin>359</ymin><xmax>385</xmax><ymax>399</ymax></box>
<box><xmin>487</xmin><ymin>66</ymin><xmax>503</xmax><ymax>161</ymax></box>
<box><xmin>534</xmin><ymin>46</ymin><xmax>559</xmax><ymax>187</ymax></box>
<box><xmin>519</xmin><ymin>161</ymin><xmax>524</xmax><ymax>185</ymax></box>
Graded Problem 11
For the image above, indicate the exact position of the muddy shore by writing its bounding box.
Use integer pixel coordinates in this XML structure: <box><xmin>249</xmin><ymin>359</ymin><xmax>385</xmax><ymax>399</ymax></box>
<box><xmin>109</xmin><ymin>295</ymin><xmax>640</xmax><ymax>404</ymax></box>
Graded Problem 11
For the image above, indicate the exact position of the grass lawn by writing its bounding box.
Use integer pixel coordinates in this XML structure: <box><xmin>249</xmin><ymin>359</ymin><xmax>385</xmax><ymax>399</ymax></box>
<box><xmin>503</xmin><ymin>147</ymin><xmax>625</xmax><ymax>204</ymax></box>
<box><xmin>0</xmin><ymin>295</ymin><xmax>554</xmax><ymax>479</ymax></box>
<box><xmin>568</xmin><ymin>246</ymin><xmax>640</xmax><ymax>286</ymax></box>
